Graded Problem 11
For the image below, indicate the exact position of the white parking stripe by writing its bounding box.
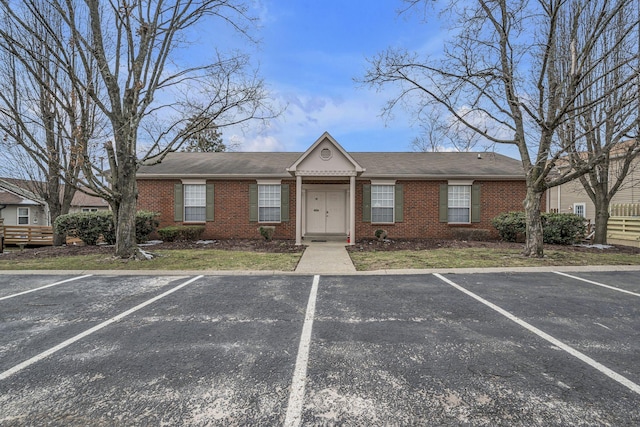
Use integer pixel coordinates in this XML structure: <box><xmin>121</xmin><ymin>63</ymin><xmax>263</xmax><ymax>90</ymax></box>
<box><xmin>284</xmin><ymin>275</ymin><xmax>320</xmax><ymax>427</ymax></box>
<box><xmin>554</xmin><ymin>271</ymin><xmax>640</xmax><ymax>297</ymax></box>
<box><xmin>0</xmin><ymin>275</ymin><xmax>93</xmax><ymax>302</ymax></box>
<box><xmin>0</xmin><ymin>275</ymin><xmax>203</xmax><ymax>381</ymax></box>
<box><xmin>433</xmin><ymin>273</ymin><xmax>640</xmax><ymax>396</ymax></box>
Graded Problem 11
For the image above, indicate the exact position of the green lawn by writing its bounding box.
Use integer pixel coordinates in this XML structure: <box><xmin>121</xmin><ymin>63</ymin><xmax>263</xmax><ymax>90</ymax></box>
<box><xmin>0</xmin><ymin>249</ymin><xmax>302</xmax><ymax>271</ymax></box>
<box><xmin>349</xmin><ymin>247</ymin><xmax>640</xmax><ymax>270</ymax></box>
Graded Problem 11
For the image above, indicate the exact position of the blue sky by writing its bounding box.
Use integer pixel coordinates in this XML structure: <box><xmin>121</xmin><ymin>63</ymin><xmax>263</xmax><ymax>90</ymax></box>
<box><xmin>224</xmin><ymin>1</ymin><xmax>444</xmax><ymax>153</ymax></box>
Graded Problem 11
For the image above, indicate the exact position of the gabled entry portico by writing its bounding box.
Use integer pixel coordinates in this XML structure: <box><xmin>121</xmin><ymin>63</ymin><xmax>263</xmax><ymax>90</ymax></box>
<box><xmin>287</xmin><ymin>132</ymin><xmax>365</xmax><ymax>245</ymax></box>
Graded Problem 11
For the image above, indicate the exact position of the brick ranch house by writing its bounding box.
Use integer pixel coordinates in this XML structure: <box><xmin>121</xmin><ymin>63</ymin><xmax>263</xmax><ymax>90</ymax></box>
<box><xmin>137</xmin><ymin>132</ymin><xmax>530</xmax><ymax>245</ymax></box>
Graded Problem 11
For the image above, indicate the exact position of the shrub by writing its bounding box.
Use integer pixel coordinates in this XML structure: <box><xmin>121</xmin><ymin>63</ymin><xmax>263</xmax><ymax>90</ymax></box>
<box><xmin>542</xmin><ymin>212</ymin><xmax>586</xmax><ymax>244</ymax></box>
<box><xmin>158</xmin><ymin>225</ymin><xmax>205</xmax><ymax>242</ymax></box>
<box><xmin>55</xmin><ymin>211</ymin><xmax>114</xmax><ymax>246</ymax></box>
<box><xmin>491</xmin><ymin>211</ymin><xmax>586</xmax><ymax>244</ymax></box>
<box><xmin>258</xmin><ymin>226</ymin><xmax>275</xmax><ymax>241</ymax></box>
<box><xmin>54</xmin><ymin>210</ymin><xmax>159</xmax><ymax>245</ymax></box>
<box><xmin>136</xmin><ymin>211</ymin><xmax>160</xmax><ymax>243</ymax></box>
<box><xmin>491</xmin><ymin>212</ymin><xmax>526</xmax><ymax>242</ymax></box>
<box><xmin>374</xmin><ymin>229</ymin><xmax>388</xmax><ymax>240</ymax></box>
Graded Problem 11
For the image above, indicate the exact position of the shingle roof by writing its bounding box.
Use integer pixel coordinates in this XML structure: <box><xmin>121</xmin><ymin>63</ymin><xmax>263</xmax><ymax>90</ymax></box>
<box><xmin>137</xmin><ymin>151</ymin><xmax>524</xmax><ymax>180</ymax></box>
<box><xmin>0</xmin><ymin>178</ymin><xmax>108</xmax><ymax>207</ymax></box>
<box><xmin>0</xmin><ymin>189</ymin><xmax>26</xmax><ymax>205</ymax></box>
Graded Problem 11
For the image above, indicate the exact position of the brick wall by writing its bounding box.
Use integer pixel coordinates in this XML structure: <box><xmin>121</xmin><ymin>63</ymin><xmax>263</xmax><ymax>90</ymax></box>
<box><xmin>138</xmin><ymin>178</ymin><xmax>530</xmax><ymax>240</ymax></box>
<box><xmin>355</xmin><ymin>180</ymin><xmax>529</xmax><ymax>240</ymax></box>
<box><xmin>137</xmin><ymin>179</ymin><xmax>297</xmax><ymax>240</ymax></box>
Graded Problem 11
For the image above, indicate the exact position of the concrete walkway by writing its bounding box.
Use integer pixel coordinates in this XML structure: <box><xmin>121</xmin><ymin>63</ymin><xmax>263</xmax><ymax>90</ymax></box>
<box><xmin>295</xmin><ymin>240</ymin><xmax>356</xmax><ymax>274</ymax></box>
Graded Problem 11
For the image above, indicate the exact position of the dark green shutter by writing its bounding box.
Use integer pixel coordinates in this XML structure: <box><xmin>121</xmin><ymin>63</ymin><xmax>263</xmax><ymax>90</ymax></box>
<box><xmin>362</xmin><ymin>184</ymin><xmax>371</xmax><ymax>222</ymax></box>
<box><xmin>394</xmin><ymin>184</ymin><xmax>404</xmax><ymax>222</ymax></box>
<box><xmin>249</xmin><ymin>184</ymin><xmax>258</xmax><ymax>222</ymax></box>
<box><xmin>206</xmin><ymin>184</ymin><xmax>215</xmax><ymax>221</ymax></box>
<box><xmin>439</xmin><ymin>184</ymin><xmax>448</xmax><ymax>223</ymax></box>
<box><xmin>280</xmin><ymin>184</ymin><xmax>290</xmax><ymax>222</ymax></box>
<box><xmin>471</xmin><ymin>184</ymin><xmax>481</xmax><ymax>223</ymax></box>
<box><xmin>174</xmin><ymin>183</ymin><xmax>183</xmax><ymax>222</ymax></box>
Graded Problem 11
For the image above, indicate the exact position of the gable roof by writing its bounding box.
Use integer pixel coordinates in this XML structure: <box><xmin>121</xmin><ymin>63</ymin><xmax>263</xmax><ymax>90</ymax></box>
<box><xmin>287</xmin><ymin>132</ymin><xmax>365</xmax><ymax>174</ymax></box>
<box><xmin>0</xmin><ymin>178</ymin><xmax>109</xmax><ymax>207</ymax></box>
<box><xmin>137</xmin><ymin>151</ymin><xmax>524</xmax><ymax>180</ymax></box>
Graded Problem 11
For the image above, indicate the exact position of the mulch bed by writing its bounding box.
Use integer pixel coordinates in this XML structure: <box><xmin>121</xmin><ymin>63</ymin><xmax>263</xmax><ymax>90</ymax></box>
<box><xmin>2</xmin><ymin>238</ymin><xmax>638</xmax><ymax>262</ymax></box>
<box><xmin>0</xmin><ymin>239</ymin><xmax>304</xmax><ymax>261</ymax></box>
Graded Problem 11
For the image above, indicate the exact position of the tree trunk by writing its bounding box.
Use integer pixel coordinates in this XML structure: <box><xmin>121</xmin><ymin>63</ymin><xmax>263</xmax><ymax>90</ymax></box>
<box><xmin>592</xmin><ymin>205</ymin><xmax>610</xmax><ymax>245</ymax></box>
<box><xmin>114</xmin><ymin>156</ymin><xmax>139</xmax><ymax>258</ymax></box>
<box><xmin>523</xmin><ymin>187</ymin><xmax>544</xmax><ymax>257</ymax></box>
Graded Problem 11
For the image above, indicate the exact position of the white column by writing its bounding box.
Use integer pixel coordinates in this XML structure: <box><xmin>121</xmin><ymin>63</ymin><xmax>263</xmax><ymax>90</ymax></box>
<box><xmin>296</xmin><ymin>174</ymin><xmax>302</xmax><ymax>245</ymax></box>
<box><xmin>349</xmin><ymin>175</ymin><xmax>356</xmax><ymax>245</ymax></box>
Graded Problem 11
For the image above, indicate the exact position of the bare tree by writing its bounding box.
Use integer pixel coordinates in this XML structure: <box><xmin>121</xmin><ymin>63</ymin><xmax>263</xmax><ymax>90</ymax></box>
<box><xmin>1</xmin><ymin>0</ymin><xmax>275</xmax><ymax>258</ymax></box>
<box><xmin>411</xmin><ymin>107</ymin><xmax>486</xmax><ymax>152</ymax></box>
<box><xmin>559</xmin><ymin>4</ymin><xmax>640</xmax><ymax>244</ymax></box>
<box><xmin>0</xmin><ymin>1</ymin><xmax>103</xmax><ymax>245</ymax></box>
<box><xmin>362</xmin><ymin>0</ymin><xmax>640</xmax><ymax>257</ymax></box>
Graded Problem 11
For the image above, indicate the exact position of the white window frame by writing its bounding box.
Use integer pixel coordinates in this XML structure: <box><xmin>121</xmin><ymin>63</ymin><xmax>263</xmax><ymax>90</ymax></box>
<box><xmin>258</xmin><ymin>184</ymin><xmax>281</xmax><ymax>223</ymax></box>
<box><xmin>81</xmin><ymin>207</ymin><xmax>99</xmax><ymax>213</ymax></box>
<box><xmin>573</xmin><ymin>203</ymin><xmax>586</xmax><ymax>218</ymax></box>
<box><xmin>17</xmin><ymin>207</ymin><xmax>30</xmax><ymax>225</ymax></box>
<box><xmin>183</xmin><ymin>184</ymin><xmax>206</xmax><ymax>222</ymax></box>
<box><xmin>448</xmin><ymin>185</ymin><xmax>471</xmax><ymax>224</ymax></box>
<box><xmin>371</xmin><ymin>184</ymin><xmax>395</xmax><ymax>224</ymax></box>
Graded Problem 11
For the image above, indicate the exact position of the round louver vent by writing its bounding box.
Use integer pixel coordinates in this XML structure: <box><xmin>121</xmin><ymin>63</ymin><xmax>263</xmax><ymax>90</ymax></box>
<box><xmin>320</xmin><ymin>148</ymin><xmax>332</xmax><ymax>160</ymax></box>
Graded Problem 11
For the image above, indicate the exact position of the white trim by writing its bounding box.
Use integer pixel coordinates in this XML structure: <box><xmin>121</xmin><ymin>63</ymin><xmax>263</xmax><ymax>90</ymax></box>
<box><xmin>181</xmin><ymin>179</ymin><xmax>206</xmax><ymax>185</ymax></box>
<box><xmin>573</xmin><ymin>202</ymin><xmax>586</xmax><ymax>218</ymax></box>
<box><xmin>447</xmin><ymin>179</ymin><xmax>475</xmax><ymax>186</ymax></box>
<box><xmin>256</xmin><ymin>179</ymin><xmax>282</xmax><ymax>185</ymax></box>
<box><xmin>370</xmin><ymin>179</ymin><xmax>397</xmax><ymax>185</ymax></box>
<box><xmin>17</xmin><ymin>207</ymin><xmax>30</xmax><ymax>225</ymax></box>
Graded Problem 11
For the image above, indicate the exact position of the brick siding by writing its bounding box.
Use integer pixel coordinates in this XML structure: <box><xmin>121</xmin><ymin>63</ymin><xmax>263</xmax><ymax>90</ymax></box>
<box><xmin>138</xmin><ymin>178</ymin><xmax>532</xmax><ymax>240</ymax></box>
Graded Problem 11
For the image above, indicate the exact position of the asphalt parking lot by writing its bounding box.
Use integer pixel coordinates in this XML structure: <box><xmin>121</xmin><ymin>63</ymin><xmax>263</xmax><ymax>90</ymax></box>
<box><xmin>0</xmin><ymin>271</ymin><xmax>639</xmax><ymax>426</ymax></box>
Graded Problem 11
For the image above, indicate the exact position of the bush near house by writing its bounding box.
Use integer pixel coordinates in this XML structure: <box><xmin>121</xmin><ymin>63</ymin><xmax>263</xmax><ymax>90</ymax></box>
<box><xmin>157</xmin><ymin>225</ymin><xmax>205</xmax><ymax>242</ymax></box>
<box><xmin>55</xmin><ymin>211</ymin><xmax>159</xmax><ymax>245</ymax></box>
<box><xmin>492</xmin><ymin>212</ymin><xmax>586</xmax><ymax>244</ymax></box>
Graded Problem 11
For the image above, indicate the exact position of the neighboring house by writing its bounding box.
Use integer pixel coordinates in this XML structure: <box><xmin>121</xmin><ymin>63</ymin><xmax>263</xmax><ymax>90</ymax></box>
<box><xmin>136</xmin><ymin>132</ymin><xmax>529</xmax><ymax>244</ymax></box>
<box><xmin>546</xmin><ymin>141</ymin><xmax>640</xmax><ymax>224</ymax></box>
<box><xmin>0</xmin><ymin>178</ymin><xmax>109</xmax><ymax>226</ymax></box>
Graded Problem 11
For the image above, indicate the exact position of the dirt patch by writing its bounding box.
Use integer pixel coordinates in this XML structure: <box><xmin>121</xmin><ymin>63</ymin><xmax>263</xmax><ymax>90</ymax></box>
<box><xmin>0</xmin><ymin>239</ymin><xmax>304</xmax><ymax>261</ymax></box>
<box><xmin>347</xmin><ymin>238</ymin><xmax>640</xmax><ymax>255</ymax></box>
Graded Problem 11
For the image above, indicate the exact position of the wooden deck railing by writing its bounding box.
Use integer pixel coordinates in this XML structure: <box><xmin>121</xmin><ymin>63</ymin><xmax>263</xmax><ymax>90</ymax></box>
<box><xmin>1</xmin><ymin>225</ymin><xmax>54</xmax><ymax>246</ymax></box>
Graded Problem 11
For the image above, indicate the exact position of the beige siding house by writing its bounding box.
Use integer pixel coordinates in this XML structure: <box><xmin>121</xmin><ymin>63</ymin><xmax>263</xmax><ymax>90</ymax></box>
<box><xmin>0</xmin><ymin>178</ymin><xmax>109</xmax><ymax>226</ymax></box>
<box><xmin>546</xmin><ymin>146</ymin><xmax>640</xmax><ymax>224</ymax></box>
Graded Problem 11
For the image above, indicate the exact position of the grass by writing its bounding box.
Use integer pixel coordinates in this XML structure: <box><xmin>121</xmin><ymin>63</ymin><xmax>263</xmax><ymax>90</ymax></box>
<box><xmin>2</xmin><ymin>245</ymin><xmax>638</xmax><ymax>272</ymax></box>
<box><xmin>349</xmin><ymin>247</ymin><xmax>640</xmax><ymax>270</ymax></box>
<box><xmin>0</xmin><ymin>249</ymin><xmax>302</xmax><ymax>271</ymax></box>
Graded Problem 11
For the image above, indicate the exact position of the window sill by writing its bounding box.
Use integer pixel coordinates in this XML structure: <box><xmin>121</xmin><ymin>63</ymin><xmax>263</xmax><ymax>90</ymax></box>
<box><xmin>447</xmin><ymin>222</ymin><xmax>472</xmax><ymax>226</ymax></box>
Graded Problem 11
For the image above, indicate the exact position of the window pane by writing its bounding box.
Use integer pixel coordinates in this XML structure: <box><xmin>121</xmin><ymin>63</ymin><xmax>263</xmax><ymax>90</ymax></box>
<box><xmin>184</xmin><ymin>184</ymin><xmax>206</xmax><ymax>221</ymax></box>
<box><xmin>185</xmin><ymin>207</ymin><xmax>206</xmax><ymax>222</ymax></box>
<box><xmin>372</xmin><ymin>207</ymin><xmax>393</xmax><ymax>223</ymax></box>
<box><xmin>371</xmin><ymin>185</ymin><xmax>394</xmax><ymax>222</ymax></box>
<box><xmin>258</xmin><ymin>185</ymin><xmax>281</xmax><ymax>222</ymax></box>
<box><xmin>17</xmin><ymin>208</ymin><xmax>29</xmax><ymax>224</ymax></box>
<box><xmin>448</xmin><ymin>185</ymin><xmax>471</xmax><ymax>222</ymax></box>
<box><xmin>448</xmin><ymin>207</ymin><xmax>470</xmax><ymax>223</ymax></box>
<box><xmin>259</xmin><ymin>207</ymin><xmax>280</xmax><ymax>222</ymax></box>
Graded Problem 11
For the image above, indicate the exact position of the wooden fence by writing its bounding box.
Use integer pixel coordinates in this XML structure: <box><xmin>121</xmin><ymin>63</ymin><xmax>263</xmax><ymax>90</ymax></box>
<box><xmin>1</xmin><ymin>224</ymin><xmax>54</xmax><ymax>247</ymax></box>
<box><xmin>607</xmin><ymin>216</ymin><xmax>640</xmax><ymax>248</ymax></box>
<box><xmin>609</xmin><ymin>203</ymin><xmax>640</xmax><ymax>217</ymax></box>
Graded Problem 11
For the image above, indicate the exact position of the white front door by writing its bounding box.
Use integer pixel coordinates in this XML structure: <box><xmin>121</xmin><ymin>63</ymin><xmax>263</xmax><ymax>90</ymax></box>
<box><xmin>306</xmin><ymin>190</ymin><xmax>346</xmax><ymax>234</ymax></box>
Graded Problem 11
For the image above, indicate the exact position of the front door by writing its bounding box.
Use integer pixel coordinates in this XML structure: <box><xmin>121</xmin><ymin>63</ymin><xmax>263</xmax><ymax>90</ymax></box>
<box><xmin>306</xmin><ymin>191</ymin><xmax>346</xmax><ymax>234</ymax></box>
